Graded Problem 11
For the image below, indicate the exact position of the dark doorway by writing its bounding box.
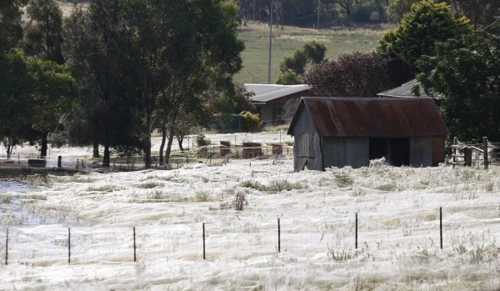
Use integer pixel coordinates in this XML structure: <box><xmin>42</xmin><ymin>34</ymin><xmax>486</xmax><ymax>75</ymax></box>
<box><xmin>389</xmin><ymin>138</ymin><xmax>410</xmax><ymax>166</ymax></box>
<box><xmin>369</xmin><ymin>138</ymin><xmax>387</xmax><ymax>160</ymax></box>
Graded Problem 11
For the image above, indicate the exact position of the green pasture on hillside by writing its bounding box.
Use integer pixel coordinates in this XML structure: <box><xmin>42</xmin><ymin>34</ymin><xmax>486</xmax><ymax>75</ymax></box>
<box><xmin>235</xmin><ymin>22</ymin><xmax>386</xmax><ymax>84</ymax></box>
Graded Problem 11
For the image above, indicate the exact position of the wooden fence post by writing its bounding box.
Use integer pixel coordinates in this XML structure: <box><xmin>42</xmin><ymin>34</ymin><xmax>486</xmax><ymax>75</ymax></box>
<box><xmin>453</xmin><ymin>137</ymin><xmax>458</xmax><ymax>166</ymax></box>
<box><xmin>133</xmin><ymin>227</ymin><xmax>136</xmax><ymax>262</ymax></box>
<box><xmin>355</xmin><ymin>213</ymin><xmax>358</xmax><ymax>249</ymax></box>
<box><xmin>483</xmin><ymin>137</ymin><xmax>488</xmax><ymax>170</ymax></box>
<box><xmin>5</xmin><ymin>228</ymin><xmax>8</xmax><ymax>265</ymax></box>
<box><xmin>277</xmin><ymin>218</ymin><xmax>281</xmax><ymax>253</ymax></box>
<box><xmin>68</xmin><ymin>228</ymin><xmax>71</xmax><ymax>264</ymax></box>
<box><xmin>202</xmin><ymin>222</ymin><xmax>206</xmax><ymax>260</ymax></box>
<box><xmin>57</xmin><ymin>156</ymin><xmax>62</xmax><ymax>168</ymax></box>
<box><xmin>464</xmin><ymin>147</ymin><xmax>472</xmax><ymax>167</ymax></box>
<box><xmin>440</xmin><ymin>207</ymin><xmax>443</xmax><ymax>249</ymax></box>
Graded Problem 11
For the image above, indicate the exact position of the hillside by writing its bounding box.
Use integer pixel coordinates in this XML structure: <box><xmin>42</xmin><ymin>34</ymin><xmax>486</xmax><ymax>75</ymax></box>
<box><xmin>235</xmin><ymin>22</ymin><xmax>385</xmax><ymax>84</ymax></box>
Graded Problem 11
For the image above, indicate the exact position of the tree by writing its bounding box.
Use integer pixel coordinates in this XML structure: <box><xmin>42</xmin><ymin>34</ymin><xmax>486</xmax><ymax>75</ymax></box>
<box><xmin>0</xmin><ymin>49</ymin><xmax>34</xmax><ymax>157</ymax></box>
<box><xmin>121</xmin><ymin>0</ymin><xmax>243</xmax><ymax>167</ymax></box>
<box><xmin>24</xmin><ymin>0</ymin><xmax>64</xmax><ymax>64</ymax></box>
<box><xmin>416</xmin><ymin>31</ymin><xmax>500</xmax><ymax>141</ymax></box>
<box><xmin>27</xmin><ymin>57</ymin><xmax>76</xmax><ymax>157</ymax></box>
<box><xmin>378</xmin><ymin>0</ymin><xmax>471</xmax><ymax>72</ymax></box>
<box><xmin>63</xmin><ymin>1</ymin><xmax>141</xmax><ymax>167</ymax></box>
<box><xmin>303</xmin><ymin>41</ymin><xmax>327</xmax><ymax>64</ymax></box>
<box><xmin>303</xmin><ymin>52</ymin><xmax>393</xmax><ymax>97</ymax></box>
<box><xmin>276</xmin><ymin>40</ymin><xmax>327</xmax><ymax>84</ymax></box>
<box><xmin>0</xmin><ymin>0</ymin><xmax>27</xmax><ymax>53</ymax></box>
<box><xmin>279</xmin><ymin>50</ymin><xmax>307</xmax><ymax>75</ymax></box>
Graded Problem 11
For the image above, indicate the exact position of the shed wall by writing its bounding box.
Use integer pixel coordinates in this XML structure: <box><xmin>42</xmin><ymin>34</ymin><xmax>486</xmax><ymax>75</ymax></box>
<box><xmin>323</xmin><ymin>137</ymin><xmax>369</xmax><ymax>168</ymax></box>
<box><xmin>410</xmin><ymin>137</ymin><xmax>432</xmax><ymax>167</ymax></box>
<box><xmin>292</xmin><ymin>108</ymin><xmax>322</xmax><ymax>171</ymax></box>
<box><xmin>431</xmin><ymin>137</ymin><xmax>446</xmax><ymax>166</ymax></box>
<box><xmin>259</xmin><ymin>105</ymin><xmax>273</xmax><ymax>124</ymax></box>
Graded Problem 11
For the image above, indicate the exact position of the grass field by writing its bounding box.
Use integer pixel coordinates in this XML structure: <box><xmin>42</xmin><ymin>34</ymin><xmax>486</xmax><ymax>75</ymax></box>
<box><xmin>235</xmin><ymin>22</ymin><xmax>386</xmax><ymax>84</ymax></box>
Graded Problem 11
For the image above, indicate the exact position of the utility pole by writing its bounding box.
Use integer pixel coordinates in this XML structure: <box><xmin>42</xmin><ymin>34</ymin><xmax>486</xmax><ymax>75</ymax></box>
<box><xmin>317</xmin><ymin>0</ymin><xmax>320</xmax><ymax>30</ymax></box>
<box><xmin>267</xmin><ymin>0</ymin><xmax>273</xmax><ymax>84</ymax></box>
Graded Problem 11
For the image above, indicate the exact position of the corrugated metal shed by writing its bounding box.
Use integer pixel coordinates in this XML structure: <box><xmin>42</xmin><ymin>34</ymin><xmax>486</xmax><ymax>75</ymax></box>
<box><xmin>288</xmin><ymin>97</ymin><xmax>448</xmax><ymax>138</ymax></box>
<box><xmin>245</xmin><ymin>84</ymin><xmax>310</xmax><ymax>104</ymax></box>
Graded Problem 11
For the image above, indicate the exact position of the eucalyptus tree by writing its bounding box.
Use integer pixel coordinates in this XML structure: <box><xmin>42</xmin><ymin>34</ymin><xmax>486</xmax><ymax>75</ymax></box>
<box><xmin>27</xmin><ymin>57</ymin><xmax>76</xmax><ymax>157</ymax></box>
<box><xmin>0</xmin><ymin>49</ymin><xmax>34</xmax><ymax>157</ymax></box>
<box><xmin>63</xmin><ymin>1</ymin><xmax>141</xmax><ymax>167</ymax></box>
<box><xmin>124</xmin><ymin>0</ymin><xmax>244</xmax><ymax>167</ymax></box>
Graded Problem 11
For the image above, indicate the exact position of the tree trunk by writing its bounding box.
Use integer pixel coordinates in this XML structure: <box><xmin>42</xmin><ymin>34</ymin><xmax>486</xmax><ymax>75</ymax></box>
<box><xmin>4</xmin><ymin>139</ymin><xmax>13</xmax><ymax>159</ymax></box>
<box><xmin>165</xmin><ymin>112</ymin><xmax>179</xmax><ymax>166</ymax></box>
<box><xmin>92</xmin><ymin>140</ymin><xmax>100</xmax><ymax>158</ymax></box>
<box><xmin>40</xmin><ymin>132</ymin><xmax>48</xmax><ymax>158</ymax></box>
<box><xmin>103</xmin><ymin>144</ymin><xmax>110</xmax><ymax>168</ymax></box>
<box><xmin>158</xmin><ymin>122</ymin><xmax>167</xmax><ymax>166</ymax></box>
<box><xmin>177</xmin><ymin>134</ymin><xmax>184</xmax><ymax>152</ymax></box>
<box><xmin>143</xmin><ymin>113</ymin><xmax>152</xmax><ymax>168</ymax></box>
<box><xmin>165</xmin><ymin>128</ymin><xmax>175</xmax><ymax>166</ymax></box>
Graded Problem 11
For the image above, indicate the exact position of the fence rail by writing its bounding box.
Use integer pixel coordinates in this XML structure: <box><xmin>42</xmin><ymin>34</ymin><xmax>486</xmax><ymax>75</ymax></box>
<box><xmin>0</xmin><ymin>143</ymin><xmax>294</xmax><ymax>173</ymax></box>
<box><xmin>451</xmin><ymin>136</ymin><xmax>500</xmax><ymax>169</ymax></box>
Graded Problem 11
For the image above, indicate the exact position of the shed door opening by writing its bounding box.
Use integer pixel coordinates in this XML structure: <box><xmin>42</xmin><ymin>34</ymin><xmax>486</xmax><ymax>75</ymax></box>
<box><xmin>369</xmin><ymin>138</ymin><xmax>387</xmax><ymax>160</ymax></box>
<box><xmin>389</xmin><ymin>138</ymin><xmax>410</xmax><ymax>166</ymax></box>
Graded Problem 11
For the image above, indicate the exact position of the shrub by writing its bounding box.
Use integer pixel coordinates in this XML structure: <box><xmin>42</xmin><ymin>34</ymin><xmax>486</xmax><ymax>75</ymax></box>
<box><xmin>335</xmin><ymin>172</ymin><xmax>354</xmax><ymax>187</ymax></box>
<box><xmin>196</xmin><ymin>133</ymin><xmax>211</xmax><ymax>147</ymax></box>
<box><xmin>241</xmin><ymin>111</ymin><xmax>262</xmax><ymax>132</ymax></box>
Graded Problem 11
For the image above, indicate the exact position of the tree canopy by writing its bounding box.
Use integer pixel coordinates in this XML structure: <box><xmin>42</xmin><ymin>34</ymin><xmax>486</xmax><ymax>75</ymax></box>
<box><xmin>276</xmin><ymin>40</ymin><xmax>327</xmax><ymax>85</ymax></box>
<box><xmin>378</xmin><ymin>0</ymin><xmax>472</xmax><ymax>72</ymax></box>
<box><xmin>416</xmin><ymin>31</ymin><xmax>500</xmax><ymax>141</ymax></box>
<box><xmin>62</xmin><ymin>0</ymin><xmax>244</xmax><ymax>167</ymax></box>
<box><xmin>303</xmin><ymin>52</ymin><xmax>394</xmax><ymax>97</ymax></box>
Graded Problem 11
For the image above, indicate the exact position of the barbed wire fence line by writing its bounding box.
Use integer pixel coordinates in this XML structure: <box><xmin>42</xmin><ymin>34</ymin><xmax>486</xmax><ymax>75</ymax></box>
<box><xmin>1</xmin><ymin>206</ymin><xmax>499</xmax><ymax>266</ymax></box>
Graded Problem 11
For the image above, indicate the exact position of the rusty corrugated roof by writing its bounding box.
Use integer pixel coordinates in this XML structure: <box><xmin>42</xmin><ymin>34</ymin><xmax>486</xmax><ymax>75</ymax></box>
<box><xmin>287</xmin><ymin>97</ymin><xmax>448</xmax><ymax>137</ymax></box>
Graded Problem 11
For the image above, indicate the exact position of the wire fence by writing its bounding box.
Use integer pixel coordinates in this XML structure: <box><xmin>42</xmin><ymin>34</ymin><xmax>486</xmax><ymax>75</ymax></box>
<box><xmin>0</xmin><ymin>142</ymin><xmax>294</xmax><ymax>172</ymax></box>
<box><xmin>2</xmin><ymin>206</ymin><xmax>499</xmax><ymax>266</ymax></box>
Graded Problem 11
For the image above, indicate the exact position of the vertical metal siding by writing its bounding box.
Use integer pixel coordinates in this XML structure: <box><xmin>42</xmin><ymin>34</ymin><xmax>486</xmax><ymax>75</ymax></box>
<box><xmin>410</xmin><ymin>137</ymin><xmax>432</xmax><ymax>167</ymax></box>
<box><xmin>323</xmin><ymin>137</ymin><xmax>369</xmax><ymax>168</ymax></box>
<box><xmin>310</xmin><ymin>132</ymin><xmax>323</xmax><ymax>171</ymax></box>
<box><xmin>292</xmin><ymin>107</ymin><xmax>322</xmax><ymax>171</ymax></box>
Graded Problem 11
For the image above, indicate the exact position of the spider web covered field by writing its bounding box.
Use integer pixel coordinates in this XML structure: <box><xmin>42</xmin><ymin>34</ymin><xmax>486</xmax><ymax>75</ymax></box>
<box><xmin>1</xmin><ymin>150</ymin><xmax>500</xmax><ymax>290</ymax></box>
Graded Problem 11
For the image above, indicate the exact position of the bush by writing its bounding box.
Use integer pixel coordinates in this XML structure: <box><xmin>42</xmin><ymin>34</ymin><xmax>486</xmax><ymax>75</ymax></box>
<box><xmin>276</xmin><ymin>69</ymin><xmax>301</xmax><ymax>85</ymax></box>
<box><xmin>196</xmin><ymin>133</ymin><xmax>211</xmax><ymax>147</ymax></box>
<box><xmin>241</xmin><ymin>111</ymin><xmax>262</xmax><ymax>132</ymax></box>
